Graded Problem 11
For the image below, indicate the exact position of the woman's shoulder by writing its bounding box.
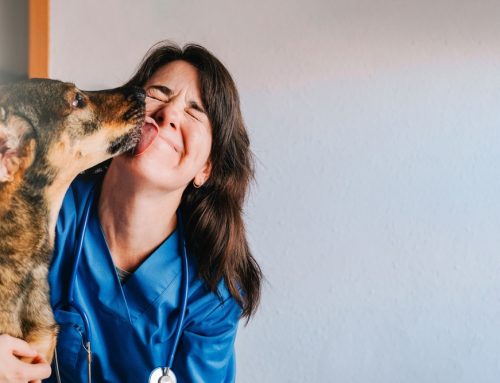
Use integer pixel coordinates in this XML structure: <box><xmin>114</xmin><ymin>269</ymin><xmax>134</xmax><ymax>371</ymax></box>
<box><xmin>56</xmin><ymin>172</ymin><xmax>104</xmax><ymax>238</ymax></box>
<box><xmin>184</xmin><ymin>256</ymin><xmax>242</xmax><ymax>330</ymax></box>
<box><xmin>65</xmin><ymin>172</ymin><xmax>104</xmax><ymax>205</ymax></box>
<box><xmin>62</xmin><ymin>172</ymin><xmax>103</xmax><ymax>210</ymax></box>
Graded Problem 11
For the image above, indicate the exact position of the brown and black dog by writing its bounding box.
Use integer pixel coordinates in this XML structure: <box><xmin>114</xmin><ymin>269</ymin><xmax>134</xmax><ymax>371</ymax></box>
<box><xmin>0</xmin><ymin>79</ymin><xmax>145</xmax><ymax>363</ymax></box>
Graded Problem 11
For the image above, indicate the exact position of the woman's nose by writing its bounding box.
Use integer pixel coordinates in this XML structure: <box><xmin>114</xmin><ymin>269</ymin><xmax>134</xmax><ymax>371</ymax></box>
<box><xmin>153</xmin><ymin>103</ymin><xmax>180</xmax><ymax>130</ymax></box>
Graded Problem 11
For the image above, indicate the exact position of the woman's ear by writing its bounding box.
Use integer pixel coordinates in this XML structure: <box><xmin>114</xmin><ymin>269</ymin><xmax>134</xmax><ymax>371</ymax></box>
<box><xmin>193</xmin><ymin>160</ymin><xmax>212</xmax><ymax>187</ymax></box>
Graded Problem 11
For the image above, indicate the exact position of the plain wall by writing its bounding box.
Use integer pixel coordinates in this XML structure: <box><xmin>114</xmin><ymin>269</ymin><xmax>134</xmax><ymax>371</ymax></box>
<box><xmin>0</xmin><ymin>0</ymin><xmax>28</xmax><ymax>83</ymax></box>
<box><xmin>49</xmin><ymin>1</ymin><xmax>500</xmax><ymax>382</ymax></box>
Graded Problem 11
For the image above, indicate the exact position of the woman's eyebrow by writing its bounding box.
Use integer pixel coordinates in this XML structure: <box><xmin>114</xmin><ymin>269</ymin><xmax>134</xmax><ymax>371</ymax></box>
<box><xmin>146</xmin><ymin>85</ymin><xmax>173</xmax><ymax>97</ymax></box>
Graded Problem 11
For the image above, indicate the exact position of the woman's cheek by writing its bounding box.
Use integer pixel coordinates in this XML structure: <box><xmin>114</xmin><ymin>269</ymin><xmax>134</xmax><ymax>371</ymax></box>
<box><xmin>186</xmin><ymin>136</ymin><xmax>210</xmax><ymax>163</ymax></box>
<box><xmin>193</xmin><ymin>128</ymin><xmax>212</xmax><ymax>151</ymax></box>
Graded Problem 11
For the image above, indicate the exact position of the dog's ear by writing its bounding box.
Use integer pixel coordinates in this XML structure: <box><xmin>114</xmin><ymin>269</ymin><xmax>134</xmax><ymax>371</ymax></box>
<box><xmin>0</xmin><ymin>126</ymin><xmax>21</xmax><ymax>183</ymax></box>
<box><xmin>0</xmin><ymin>114</ymin><xmax>35</xmax><ymax>183</ymax></box>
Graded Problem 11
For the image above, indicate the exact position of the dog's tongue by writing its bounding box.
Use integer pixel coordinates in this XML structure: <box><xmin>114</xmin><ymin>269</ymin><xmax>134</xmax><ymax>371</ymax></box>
<box><xmin>134</xmin><ymin>117</ymin><xmax>159</xmax><ymax>156</ymax></box>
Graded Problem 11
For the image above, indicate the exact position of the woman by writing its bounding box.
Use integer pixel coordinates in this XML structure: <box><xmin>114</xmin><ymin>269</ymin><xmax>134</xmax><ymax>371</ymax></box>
<box><xmin>0</xmin><ymin>42</ymin><xmax>262</xmax><ymax>382</ymax></box>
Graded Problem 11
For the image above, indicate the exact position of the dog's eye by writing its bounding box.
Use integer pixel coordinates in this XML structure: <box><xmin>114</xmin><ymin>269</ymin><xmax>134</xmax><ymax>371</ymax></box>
<box><xmin>72</xmin><ymin>93</ymin><xmax>85</xmax><ymax>108</ymax></box>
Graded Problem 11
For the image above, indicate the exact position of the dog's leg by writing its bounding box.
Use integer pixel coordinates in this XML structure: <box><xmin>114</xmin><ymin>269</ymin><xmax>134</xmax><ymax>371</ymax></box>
<box><xmin>0</xmin><ymin>307</ymin><xmax>23</xmax><ymax>339</ymax></box>
<box><xmin>0</xmin><ymin>269</ymin><xmax>26</xmax><ymax>338</ymax></box>
<box><xmin>24</xmin><ymin>325</ymin><xmax>58</xmax><ymax>364</ymax></box>
<box><xmin>21</xmin><ymin>264</ymin><xmax>58</xmax><ymax>364</ymax></box>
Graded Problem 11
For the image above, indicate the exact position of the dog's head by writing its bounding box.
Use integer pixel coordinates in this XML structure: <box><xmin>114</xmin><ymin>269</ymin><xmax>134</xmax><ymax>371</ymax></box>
<box><xmin>0</xmin><ymin>78</ymin><xmax>145</xmax><ymax>186</ymax></box>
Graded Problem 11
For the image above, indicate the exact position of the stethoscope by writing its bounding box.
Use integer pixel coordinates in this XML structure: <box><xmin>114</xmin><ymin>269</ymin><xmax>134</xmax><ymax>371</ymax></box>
<box><xmin>53</xmin><ymin>185</ymin><xmax>189</xmax><ymax>383</ymax></box>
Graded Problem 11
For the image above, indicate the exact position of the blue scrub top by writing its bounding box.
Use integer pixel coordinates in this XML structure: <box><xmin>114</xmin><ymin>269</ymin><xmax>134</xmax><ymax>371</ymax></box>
<box><xmin>45</xmin><ymin>173</ymin><xmax>241</xmax><ymax>383</ymax></box>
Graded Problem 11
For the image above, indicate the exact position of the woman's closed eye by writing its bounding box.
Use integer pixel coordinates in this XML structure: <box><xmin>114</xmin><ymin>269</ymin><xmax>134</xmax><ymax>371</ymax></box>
<box><xmin>187</xmin><ymin>111</ymin><xmax>200</xmax><ymax>121</ymax></box>
<box><xmin>146</xmin><ymin>92</ymin><xmax>169</xmax><ymax>104</ymax></box>
<box><xmin>145</xmin><ymin>89</ymin><xmax>169</xmax><ymax>115</ymax></box>
<box><xmin>146</xmin><ymin>95</ymin><xmax>164</xmax><ymax>103</ymax></box>
<box><xmin>187</xmin><ymin>101</ymin><xmax>207</xmax><ymax>121</ymax></box>
<box><xmin>145</xmin><ymin>86</ymin><xmax>172</xmax><ymax>103</ymax></box>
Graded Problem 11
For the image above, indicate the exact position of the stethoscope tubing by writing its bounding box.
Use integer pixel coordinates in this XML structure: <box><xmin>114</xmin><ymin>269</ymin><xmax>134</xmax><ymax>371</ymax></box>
<box><xmin>168</xmin><ymin>210</ymin><xmax>189</xmax><ymax>368</ymax></box>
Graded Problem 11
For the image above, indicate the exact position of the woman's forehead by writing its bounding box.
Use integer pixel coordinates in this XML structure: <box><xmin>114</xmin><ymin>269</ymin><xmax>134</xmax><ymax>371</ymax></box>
<box><xmin>145</xmin><ymin>60</ymin><xmax>201</xmax><ymax>93</ymax></box>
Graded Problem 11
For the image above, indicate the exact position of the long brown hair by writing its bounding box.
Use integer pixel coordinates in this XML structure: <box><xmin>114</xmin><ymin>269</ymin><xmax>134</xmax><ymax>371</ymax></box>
<box><xmin>124</xmin><ymin>41</ymin><xmax>262</xmax><ymax>319</ymax></box>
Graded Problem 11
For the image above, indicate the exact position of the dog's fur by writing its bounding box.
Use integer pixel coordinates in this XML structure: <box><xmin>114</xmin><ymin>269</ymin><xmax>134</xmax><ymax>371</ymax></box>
<box><xmin>0</xmin><ymin>79</ymin><xmax>145</xmax><ymax>362</ymax></box>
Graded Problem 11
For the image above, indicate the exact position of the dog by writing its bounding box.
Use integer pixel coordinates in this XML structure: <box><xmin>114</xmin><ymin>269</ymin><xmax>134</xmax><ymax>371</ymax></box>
<box><xmin>0</xmin><ymin>78</ymin><xmax>145</xmax><ymax>363</ymax></box>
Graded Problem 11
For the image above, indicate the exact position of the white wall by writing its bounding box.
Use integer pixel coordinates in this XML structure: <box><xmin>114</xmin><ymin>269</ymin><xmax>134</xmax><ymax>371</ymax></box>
<box><xmin>0</xmin><ymin>0</ymin><xmax>28</xmax><ymax>83</ymax></box>
<box><xmin>50</xmin><ymin>1</ymin><xmax>500</xmax><ymax>382</ymax></box>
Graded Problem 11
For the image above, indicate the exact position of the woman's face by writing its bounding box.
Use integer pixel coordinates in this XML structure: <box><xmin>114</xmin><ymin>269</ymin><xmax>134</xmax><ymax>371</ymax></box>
<box><xmin>116</xmin><ymin>60</ymin><xmax>212</xmax><ymax>192</ymax></box>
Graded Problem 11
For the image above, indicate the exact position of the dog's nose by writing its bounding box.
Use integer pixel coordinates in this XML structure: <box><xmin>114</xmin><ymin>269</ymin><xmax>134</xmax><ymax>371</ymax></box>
<box><xmin>122</xmin><ymin>86</ymin><xmax>146</xmax><ymax>104</ymax></box>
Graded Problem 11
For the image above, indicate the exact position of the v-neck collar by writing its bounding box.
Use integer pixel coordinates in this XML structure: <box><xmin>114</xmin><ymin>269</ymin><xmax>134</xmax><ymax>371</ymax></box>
<box><xmin>81</xmin><ymin>187</ymin><xmax>182</xmax><ymax>323</ymax></box>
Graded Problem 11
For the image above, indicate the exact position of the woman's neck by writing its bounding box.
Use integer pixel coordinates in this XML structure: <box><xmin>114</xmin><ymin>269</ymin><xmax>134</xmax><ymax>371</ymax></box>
<box><xmin>97</xmin><ymin>163</ymin><xmax>181</xmax><ymax>271</ymax></box>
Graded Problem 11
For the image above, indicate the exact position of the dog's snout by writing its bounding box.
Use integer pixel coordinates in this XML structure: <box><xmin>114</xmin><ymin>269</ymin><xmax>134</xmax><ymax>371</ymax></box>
<box><xmin>121</xmin><ymin>86</ymin><xmax>146</xmax><ymax>124</ymax></box>
<box><xmin>123</xmin><ymin>86</ymin><xmax>146</xmax><ymax>104</ymax></box>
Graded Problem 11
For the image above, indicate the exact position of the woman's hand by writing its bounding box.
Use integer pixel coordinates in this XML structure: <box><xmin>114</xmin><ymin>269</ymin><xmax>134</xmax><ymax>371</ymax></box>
<box><xmin>0</xmin><ymin>334</ymin><xmax>51</xmax><ymax>383</ymax></box>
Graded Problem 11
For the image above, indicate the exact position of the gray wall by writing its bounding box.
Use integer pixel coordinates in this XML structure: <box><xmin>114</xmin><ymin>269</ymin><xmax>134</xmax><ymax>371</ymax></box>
<box><xmin>0</xmin><ymin>0</ymin><xmax>28</xmax><ymax>84</ymax></box>
<box><xmin>50</xmin><ymin>1</ymin><xmax>500</xmax><ymax>382</ymax></box>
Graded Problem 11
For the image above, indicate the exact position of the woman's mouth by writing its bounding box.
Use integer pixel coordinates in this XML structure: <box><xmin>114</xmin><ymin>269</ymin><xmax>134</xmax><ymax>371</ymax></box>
<box><xmin>157</xmin><ymin>135</ymin><xmax>179</xmax><ymax>153</ymax></box>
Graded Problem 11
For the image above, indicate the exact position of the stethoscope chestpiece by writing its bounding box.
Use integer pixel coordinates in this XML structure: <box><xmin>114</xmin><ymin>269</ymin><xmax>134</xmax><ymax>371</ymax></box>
<box><xmin>149</xmin><ymin>367</ymin><xmax>177</xmax><ymax>383</ymax></box>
